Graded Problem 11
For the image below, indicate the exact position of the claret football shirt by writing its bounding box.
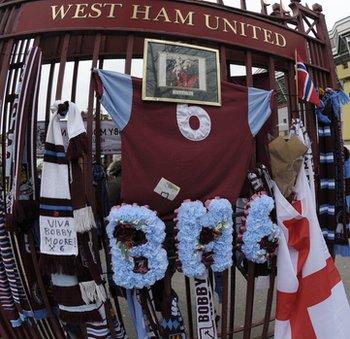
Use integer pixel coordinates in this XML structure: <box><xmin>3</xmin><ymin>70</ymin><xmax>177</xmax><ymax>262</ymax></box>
<box><xmin>94</xmin><ymin>70</ymin><xmax>272</xmax><ymax>219</ymax></box>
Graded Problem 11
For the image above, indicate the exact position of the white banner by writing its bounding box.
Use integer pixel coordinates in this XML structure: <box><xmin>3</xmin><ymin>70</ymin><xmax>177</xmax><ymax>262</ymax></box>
<box><xmin>37</xmin><ymin>120</ymin><xmax>121</xmax><ymax>156</ymax></box>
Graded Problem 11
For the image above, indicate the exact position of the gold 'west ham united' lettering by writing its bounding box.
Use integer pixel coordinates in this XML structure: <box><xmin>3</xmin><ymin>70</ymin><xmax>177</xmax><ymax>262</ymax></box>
<box><xmin>51</xmin><ymin>3</ymin><xmax>123</xmax><ymax>20</ymax></box>
<box><xmin>50</xmin><ymin>2</ymin><xmax>287</xmax><ymax>48</ymax></box>
<box><xmin>204</xmin><ymin>14</ymin><xmax>286</xmax><ymax>46</ymax></box>
<box><xmin>130</xmin><ymin>5</ymin><xmax>194</xmax><ymax>26</ymax></box>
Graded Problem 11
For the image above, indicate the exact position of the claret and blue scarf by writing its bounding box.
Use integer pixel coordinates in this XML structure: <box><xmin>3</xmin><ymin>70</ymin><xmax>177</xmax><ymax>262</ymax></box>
<box><xmin>315</xmin><ymin>89</ymin><xmax>350</xmax><ymax>255</ymax></box>
<box><xmin>39</xmin><ymin>100</ymin><xmax>108</xmax><ymax>324</ymax></box>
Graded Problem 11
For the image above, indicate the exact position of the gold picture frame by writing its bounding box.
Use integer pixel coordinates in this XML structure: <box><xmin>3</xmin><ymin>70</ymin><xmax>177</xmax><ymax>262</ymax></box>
<box><xmin>142</xmin><ymin>39</ymin><xmax>221</xmax><ymax>107</ymax></box>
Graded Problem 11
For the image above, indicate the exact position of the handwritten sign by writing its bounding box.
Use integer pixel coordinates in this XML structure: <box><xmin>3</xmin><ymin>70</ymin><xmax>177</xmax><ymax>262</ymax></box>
<box><xmin>40</xmin><ymin>216</ymin><xmax>78</xmax><ymax>255</ymax></box>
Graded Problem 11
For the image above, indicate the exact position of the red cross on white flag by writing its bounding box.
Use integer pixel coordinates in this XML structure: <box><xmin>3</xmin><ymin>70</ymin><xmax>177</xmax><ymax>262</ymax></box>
<box><xmin>274</xmin><ymin>165</ymin><xmax>350</xmax><ymax>339</ymax></box>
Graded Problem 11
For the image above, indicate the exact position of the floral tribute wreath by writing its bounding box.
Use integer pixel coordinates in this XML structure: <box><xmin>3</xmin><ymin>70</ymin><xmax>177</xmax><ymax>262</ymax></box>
<box><xmin>175</xmin><ymin>198</ymin><xmax>233</xmax><ymax>278</ymax></box>
<box><xmin>237</xmin><ymin>192</ymin><xmax>279</xmax><ymax>264</ymax></box>
<box><xmin>106</xmin><ymin>204</ymin><xmax>168</xmax><ymax>289</ymax></box>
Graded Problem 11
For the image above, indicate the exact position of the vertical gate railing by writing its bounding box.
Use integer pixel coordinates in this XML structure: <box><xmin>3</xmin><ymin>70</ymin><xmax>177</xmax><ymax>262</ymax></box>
<box><xmin>0</xmin><ymin>0</ymin><xmax>338</xmax><ymax>338</ymax></box>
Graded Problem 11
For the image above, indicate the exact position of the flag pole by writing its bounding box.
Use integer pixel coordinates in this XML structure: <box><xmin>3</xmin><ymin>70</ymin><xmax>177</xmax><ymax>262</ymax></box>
<box><xmin>294</xmin><ymin>49</ymin><xmax>299</xmax><ymax>119</ymax></box>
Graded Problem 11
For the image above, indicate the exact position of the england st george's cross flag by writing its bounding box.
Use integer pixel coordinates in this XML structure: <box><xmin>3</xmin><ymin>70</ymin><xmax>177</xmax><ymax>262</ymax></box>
<box><xmin>274</xmin><ymin>164</ymin><xmax>350</xmax><ymax>339</ymax></box>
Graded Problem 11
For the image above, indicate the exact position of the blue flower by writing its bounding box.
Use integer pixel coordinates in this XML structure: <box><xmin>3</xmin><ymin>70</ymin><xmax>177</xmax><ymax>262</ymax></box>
<box><xmin>106</xmin><ymin>204</ymin><xmax>168</xmax><ymax>289</ymax></box>
<box><xmin>177</xmin><ymin>199</ymin><xmax>233</xmax><ymax>278</ymax></box>
<box><xmin>241</xmin><ymin>195</ymin><xmax>279</xmax><ymax>264</ymax></box>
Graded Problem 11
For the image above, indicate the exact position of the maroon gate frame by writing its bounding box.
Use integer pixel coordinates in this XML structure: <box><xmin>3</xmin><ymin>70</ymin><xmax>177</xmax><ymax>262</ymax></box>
<box><xmin>0</xmin><ymin>0</ymin><xmax>338</xmax><ymax>338</ymax></box>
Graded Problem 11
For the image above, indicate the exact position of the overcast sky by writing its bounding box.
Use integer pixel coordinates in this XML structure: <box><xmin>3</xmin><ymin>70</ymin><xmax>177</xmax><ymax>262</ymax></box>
<box><xmin>315</xmin><ymin>0</ymin><xmax>350</xmax><ymax>28</ymax></box>
<box><xmin>211</xmin><ymin>0</ymin><xmax>349</xmax><ymax>29</ymax></box>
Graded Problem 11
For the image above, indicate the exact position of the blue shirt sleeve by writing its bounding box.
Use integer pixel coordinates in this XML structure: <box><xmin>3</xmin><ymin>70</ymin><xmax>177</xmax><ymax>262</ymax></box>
<box><xmin>97</xmin><ymin>69</ymin><xmax>133</xmax><ymax>131</ymax></box>
<box><xmin>248</xmin><ymin>87</ymin><xmax>273</xmax><ymax>137</ymax></box>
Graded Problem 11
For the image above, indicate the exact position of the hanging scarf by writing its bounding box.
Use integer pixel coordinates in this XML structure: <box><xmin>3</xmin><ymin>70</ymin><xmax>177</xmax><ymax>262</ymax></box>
<box><xmin>290</xmin><ymin>118</ymin><xmax>316</xmax><ymax>206</ymax></box>
<box><xmin>334</xmin><ymin>147</ymin><xmax>350</xmax><ymax>256</ymax></box>
<box><xmin>141</xmin><ymin>288</ymin><xmax>161</xmax><ymax>338</ymax></box>
<box><xmin>0</xmin><ymin>193</ymin><xmax>24</xmax><ymax>327</ymax></box>
<box><xmin>2</xmin><ymin>46</ymin><xmax>48</xmax><ymax>325</ymax></box>
<box><xmin>345</xmin><ymin>147</ymin><xmax>350</xmax><ymax>214</ymax></box>
<box><xmin>316</xmin><ymin>90</ymin><xmax>350</xmax><ymax>253</ymax></box>
<box><xmin>152</xmin><ymin>274</ymin><xmax>187</xmax><ymax>339</ymax></box>
<box><xmin>126</xmin><ymin>289</ymin><xmax>150</xmax><ymax>339</ymax></box>
<box><xmin>2</xmin><ymin>189</ymin><xmax>48</xmax><ymax>328</ymax></box>
<box><xmin>92</xmin><ymin>163</ymin><xmax>110</xmax><ymax>219</ymax></box>
<box><xmin>160</xmin><ymin>291</ymin><xmax>186</xmax><ymax>338</ymax></box>
<box><xmin>39</xmin><ymin>101</ymin><xmax>106</xmax><ymax>323</ymax></box>
<box><xmin>86</xmin><ymin>304</ymin><xmax>128</xmax><ymax>339</ymax></box>
<box><xmin>194</xmin><ymin>274</ymin><xmax>217</xmax><ymax>339</ymax></box>
<box><xmin>5</xmin><ymin>46</ymin><xmax>42</xmax><ymax>232</ymax></box>
<box><xmin>39</xmin><ymin>102</ymin><xmax>79</xmax><ymax>269</ymax></box>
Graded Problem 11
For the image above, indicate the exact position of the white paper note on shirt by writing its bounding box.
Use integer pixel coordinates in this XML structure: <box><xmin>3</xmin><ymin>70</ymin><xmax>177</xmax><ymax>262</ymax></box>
<box><xmin>154</xmin><ymin>178</ymin><xmax>181</xmax><ymax>201</ymax></box>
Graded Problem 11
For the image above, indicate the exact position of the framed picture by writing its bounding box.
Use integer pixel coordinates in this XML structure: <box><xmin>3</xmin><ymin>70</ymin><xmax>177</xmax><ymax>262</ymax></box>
<box><xmin>142</xmin><ymin>39</ymin><xmax>221</xmax><ymax>106</ymax></box>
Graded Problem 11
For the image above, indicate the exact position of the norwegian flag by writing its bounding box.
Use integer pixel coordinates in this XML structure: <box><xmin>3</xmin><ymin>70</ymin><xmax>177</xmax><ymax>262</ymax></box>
<box><xmin>297</xmin><ymin>54</ymin><xmax>321</xmax><ymax>106</ymax></box>
<box><xmin>274</xmin><ymin>165</ymin><xmax>350</xmax><ymax>339</ymax></box>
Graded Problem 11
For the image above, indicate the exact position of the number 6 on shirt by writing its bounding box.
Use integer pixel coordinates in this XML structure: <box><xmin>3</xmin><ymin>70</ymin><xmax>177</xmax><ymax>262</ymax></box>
<box><xmin>176</xmin><ymin>104</ymin><xmax>212</xmax><ymax>141</ymax></box>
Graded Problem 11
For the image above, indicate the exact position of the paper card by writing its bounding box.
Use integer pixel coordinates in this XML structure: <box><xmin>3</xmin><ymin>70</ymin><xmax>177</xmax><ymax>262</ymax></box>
<box><xmin>40</xmin><ymin>216</ymin><xmax>78</xmax><ymax>256</ymax></box>
<box><xmin>154</xmin><ymin>178</ymin><xmax>181</xmax><ymax>201</ymax></box>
